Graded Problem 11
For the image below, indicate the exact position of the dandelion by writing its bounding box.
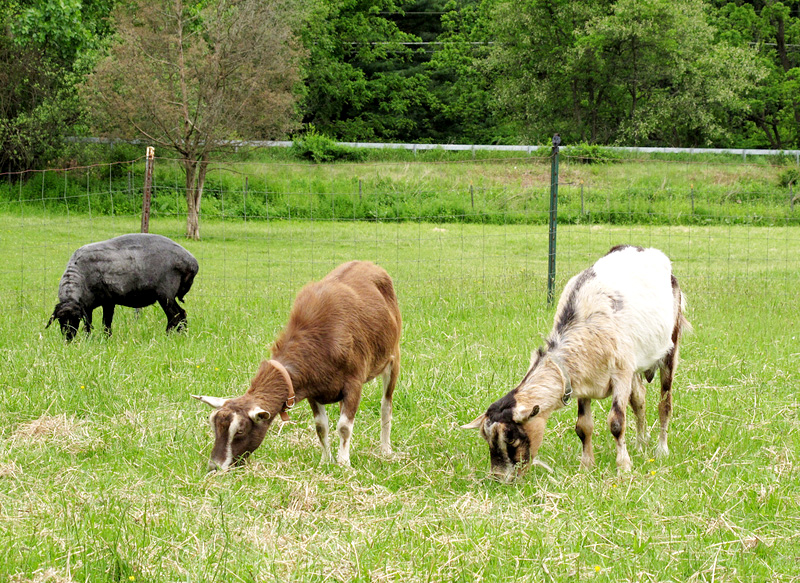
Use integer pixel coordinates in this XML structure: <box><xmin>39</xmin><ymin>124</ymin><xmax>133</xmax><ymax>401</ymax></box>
<box><xmin>215</xmin><ymin>367</ymin><xmax>219</xmax><ymax>371</ymax></box>
<box><xmin>129</xmin><ymin>577</ymin><xmax>136</xmax><ymax>582</ymax></box>
<box><xmin>196</xmin><ymin>365</ymin><xmax>200</xmax><ymax>369</ymax></box>
<box><xmin>650</xmin><ymin>470</ymin><xmax>656</xmax><ymax>476</ymax></box>
<box><xmin>648</xmin><ymin>458</ymin><xmax>655</xmax><ymax>463</ymax></box>
<box><xmin>594</xmin><ymin>565</ymin><xmax>601</xmax><ymax>573</ymax></box>
<box><xmin>80</xmin><ymin>385</ymin><xmax>85</xmax><ymax>389</ymax></box>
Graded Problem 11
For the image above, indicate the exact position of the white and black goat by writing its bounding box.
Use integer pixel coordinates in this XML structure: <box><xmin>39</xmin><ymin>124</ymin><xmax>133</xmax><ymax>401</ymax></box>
<box><xmin>464</xmin><ymin>245</ymin><xmax>690</xmax><ymax>482</ymax></box>
<box><xmin>47</xmin><ymin>234</ymin><xmax>198</xmax><ymax>341</ymax></box>
<box><xmin>193</xmin><ymin>261</ymin><xmax>402</xmax><ymax>471</ymax></box>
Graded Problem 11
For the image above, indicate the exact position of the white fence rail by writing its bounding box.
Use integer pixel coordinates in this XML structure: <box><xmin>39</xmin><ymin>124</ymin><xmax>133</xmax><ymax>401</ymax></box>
<box><xmin>68</xmin><ymin>137</ymin><xmax>800</xmax><ymax>163</ymax></box>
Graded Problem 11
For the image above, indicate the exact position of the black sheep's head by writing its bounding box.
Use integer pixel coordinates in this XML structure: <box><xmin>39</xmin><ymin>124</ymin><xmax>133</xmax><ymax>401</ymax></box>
<box><xmin>46</xmin><ymin>300</ymin><xmax>84</xmax><ymax>341</ymax></box>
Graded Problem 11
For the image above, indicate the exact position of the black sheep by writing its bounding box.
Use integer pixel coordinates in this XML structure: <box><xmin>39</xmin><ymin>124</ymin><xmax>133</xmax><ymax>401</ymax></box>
<box><xmin>47</xmin><ymin>234</ymin><xmax>199</xmax><ymax>340</ymax></box>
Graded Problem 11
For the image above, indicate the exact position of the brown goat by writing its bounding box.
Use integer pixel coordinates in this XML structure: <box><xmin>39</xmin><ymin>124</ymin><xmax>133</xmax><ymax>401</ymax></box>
<box><xmin>193</xmin><ymin>261</ymin><xmax>402</xmax><ymax>471</ymax></box>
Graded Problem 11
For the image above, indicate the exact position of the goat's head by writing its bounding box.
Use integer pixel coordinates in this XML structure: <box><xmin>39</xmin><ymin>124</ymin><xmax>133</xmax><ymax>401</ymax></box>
<box><xmin>463</xmin><ymin>403</ymin><xmax>548</xmax><ymax>483</ymax></box>
<box><xmin>46</xmin><ymin>300</ymin><xmax>84</xmax><ymax>341</ymax></box>
<box><xmin>464</xmin><ymin>353</ymin><xmax>564</xmax><ymax>482</ymax></box>
<box><xmin>192</xmin><ymin>394</ymin><xmax>273</xmax><ymax>472</ymax></box>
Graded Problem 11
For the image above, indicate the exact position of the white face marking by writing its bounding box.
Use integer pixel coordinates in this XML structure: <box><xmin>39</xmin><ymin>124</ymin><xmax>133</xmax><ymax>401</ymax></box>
<box><xmin>210</xmin><ymin>413</ymin><xmax>242</xmax><ymax>472</ymax></box>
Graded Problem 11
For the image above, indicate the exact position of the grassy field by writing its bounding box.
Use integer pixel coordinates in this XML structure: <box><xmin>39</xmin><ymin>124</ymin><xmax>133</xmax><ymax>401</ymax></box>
<box><xmin>1</xmin><ymin>214</ymin><xmax>799</xmax><ymax>582</ymax></box>
<box><xmin>2</xmin><ymin>147</ymin><xmax>799</xmax><ymax>226</ymax></box>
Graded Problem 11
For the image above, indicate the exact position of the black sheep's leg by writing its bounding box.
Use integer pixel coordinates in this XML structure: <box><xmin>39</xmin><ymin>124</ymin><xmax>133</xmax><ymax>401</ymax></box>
<box><xmin>83</xmin><ymin>309</ymin><xmax>93</xmax><ymax>337</ymax></box>
<box><xmin>102</xmin><ymin>304</ymin><xmax>115</xmax><ymax>336</ymax></box>
<box><xmin>158</xmin><ymin>297</ymin><xmax>187</xmax><ymax>332</ymax></box>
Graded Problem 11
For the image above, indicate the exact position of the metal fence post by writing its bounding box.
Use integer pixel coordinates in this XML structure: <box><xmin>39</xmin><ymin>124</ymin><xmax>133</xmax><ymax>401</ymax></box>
<box><xmin>547</xmin><ymin>134</ymin><xmax>561</xmax><ymax>304</ymax></box>
<box><xmin>141</xmin><ymin>146</ymin><xmax>154</xmax><ymax>233</ymax></box>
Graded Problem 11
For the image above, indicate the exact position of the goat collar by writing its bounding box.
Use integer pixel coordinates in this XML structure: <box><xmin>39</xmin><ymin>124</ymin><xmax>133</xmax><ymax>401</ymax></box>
<box><xmin>549</xmin><ymin>355</ymin><xmax>573</xmax><ymax>406</ymax></box>
<box><xmin>268</xmin><ymin>359</ymin><xmax>295</xmax><ymax>421</ymax></box>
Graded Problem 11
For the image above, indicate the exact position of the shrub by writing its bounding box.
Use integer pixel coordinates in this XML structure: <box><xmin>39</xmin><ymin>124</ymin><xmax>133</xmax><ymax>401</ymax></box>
<box><xmin>565</xmin><ymin>143</ymin><xmax>621</xmax><ymax>164</ymax></box>
<box><xmin>290</xmin><ymin>126</ymin><xmax>367</xmax><ymax>163</ymax></box>
<box><xmin>777</xmin><ymin>168</ymin><xmax>800</xmax><ymax>188</ymax></box>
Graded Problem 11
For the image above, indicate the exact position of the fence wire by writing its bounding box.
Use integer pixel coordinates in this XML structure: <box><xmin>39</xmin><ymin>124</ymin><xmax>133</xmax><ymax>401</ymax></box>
<box><xmin>1</xmin><ymin>155</ymin><xmax>799</xmax><ymax>323</ymax></box>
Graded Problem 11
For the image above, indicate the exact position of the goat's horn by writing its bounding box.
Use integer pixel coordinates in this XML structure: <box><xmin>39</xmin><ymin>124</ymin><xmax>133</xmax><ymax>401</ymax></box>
<box><xmin>191</xmin><ymin>395</ymin><xmax>228</xmax><ymax>409</ymax></box>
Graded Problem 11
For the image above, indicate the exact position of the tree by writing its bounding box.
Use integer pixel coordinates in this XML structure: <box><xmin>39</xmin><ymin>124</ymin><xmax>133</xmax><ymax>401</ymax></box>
<box><xmin>713</xmin><ymin>1</ymin><xmax>800</xmax><ymax>148</ymax></box>
<box><xmin>300</xmin><ymin>0</ymin><xmax>430</xmax><ymax>142</ymax></box>
<box><xmin>1</xmin><ymin>0</ymin><xmax>113</xmax><ymax>174</ymax></box>
<box><xmin>86</xmin><ymin>0</ymin><xmax>306</xmax><ymax>239</ymax></box>
<box><xmin>488</xmin><ymin>0</ymin><xmax>765</xmax><ymax>146</ymax></box>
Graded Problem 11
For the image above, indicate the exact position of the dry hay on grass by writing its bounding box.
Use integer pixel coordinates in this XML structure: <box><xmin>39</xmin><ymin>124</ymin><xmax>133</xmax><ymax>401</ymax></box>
<box><xmin>9</xmin><ymin>568</ymin><xmax>76</xmax><ymax>583</ymax></box>
<box><xmin>11</xmin><ymin>413</ymin><xmax>103</xmax><ymax>454</ymax></box>
<box><xmin>0</xmin><ymin>459</ymin><xmax>20</xmax><ymax>478</ymax></box>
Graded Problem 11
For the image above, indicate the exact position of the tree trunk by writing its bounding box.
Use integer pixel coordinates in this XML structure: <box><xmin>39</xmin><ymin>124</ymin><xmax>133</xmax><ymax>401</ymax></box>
<box><xmin>184</xmin><ymin>155</ymin><xmax>208</xmax><ymax>240</ymax></box>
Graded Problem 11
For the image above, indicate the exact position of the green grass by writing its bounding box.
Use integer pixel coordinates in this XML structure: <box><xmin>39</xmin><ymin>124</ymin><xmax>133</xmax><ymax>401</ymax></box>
<box><xmin>2</xmin><ymin>147</ymin><xmax>800</xmax><ymax>227</ymax></box>
<box><xmin>1</xmin><ymin>214</ymin><xmax>799</xmax><ymax>582</ymax></box>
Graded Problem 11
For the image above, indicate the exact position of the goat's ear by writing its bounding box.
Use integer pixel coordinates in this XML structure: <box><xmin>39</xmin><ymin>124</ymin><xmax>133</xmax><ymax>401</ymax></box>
<box><xmin>461</xmin><ymin>413</ymin><xmax>486</xmax><ymax>430</ymax></box>
<box><xmin>529</xmin><ymin>347</ymin><xmax>544</xmax><ymax>369</ymax></box>
<box><xmin>248</xmin><ymin>407</ymin><xmax>271</xmax><ymax>423</ymax></box>
<box><xmin>191</xmin><ymin>395</ymin><xmax>228</xmax><ymax>409</ymax></box>
<box><xmin>512</xmin><ymin>404</ymin><xmax>540</xmax><ymax>424</ymax></box>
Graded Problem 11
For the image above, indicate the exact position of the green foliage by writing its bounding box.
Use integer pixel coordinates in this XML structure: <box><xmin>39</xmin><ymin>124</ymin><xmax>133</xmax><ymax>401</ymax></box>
<box><xmin>0</xmin><ymin>0</ymin><xmax>115</xmax><ymax>174</ymax></box>
<box><xmin>564</xmin><ymin>143</ymin><xmax>621</xmax><ymax>164</ymax></box>
<box><xmin>290</xmin><ymin>126</ymin><xmax>368</xmax><ymax>163</ymax></box>
<box><xmin>778</xmin><ymin>167</ymin><xmax>800</xmax><ymax>188</ymax></box>
<box><xmin>487</xmin><ymin>0</ymin><xmax>766</xmax><ymax>146</ymax></box>
<box><xmin>1</xmin><ymin>150</ymin><xmax>797</xmax><ymax>228</ymax></box>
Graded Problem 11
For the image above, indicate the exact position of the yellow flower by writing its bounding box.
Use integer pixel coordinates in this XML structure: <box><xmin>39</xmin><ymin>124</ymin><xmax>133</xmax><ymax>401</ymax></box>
<box><xmin>648</xmin><ymin>458</ymin><xmax>655</xmax><ymax>463</ymax></box>
<box><xmin>594</xmin><ymin>565</ymin><xmax>601</xmax><ymax>572</ymax></box>
<box><xmin>650</xmin><ymin>470</ymin><xmax>656</xmax><ymax>476</ymax></box>
<box><xmin>129</xmin><ymin>577</ymin><xmax>136</xmax><ymax>582</ymax></box>
<box><xmin>80</xmin><ymin>385</ymin><xmax>85</xmax><ymax>389</ymax></box>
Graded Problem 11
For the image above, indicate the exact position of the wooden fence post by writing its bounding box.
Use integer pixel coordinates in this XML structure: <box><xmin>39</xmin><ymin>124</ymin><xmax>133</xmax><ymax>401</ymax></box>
<box><xmin>141</xmin><ymin>146</ymin><xmax>155</xmax><ymax>233</ymax></box>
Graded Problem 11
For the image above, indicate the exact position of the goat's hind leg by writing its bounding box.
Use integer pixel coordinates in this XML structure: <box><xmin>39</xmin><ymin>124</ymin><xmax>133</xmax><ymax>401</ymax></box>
<box><xmin>379</xmin><ymin>355</ymin><xmax>399</xmax><ymax>456</ymax></box>
<box><xmin>158</xmin><ymin>296</ymin><xmax>187</xmax><ymax>332</ymax></box>
<box><xmin>657</xmin><ymin>346</ymin><xmax>679</xmax><ymax>458</ymax></box>
<box><xmin>629</xmin><ymin>373</ymin><xmax>648</xmax><ymax>453</ymax></box>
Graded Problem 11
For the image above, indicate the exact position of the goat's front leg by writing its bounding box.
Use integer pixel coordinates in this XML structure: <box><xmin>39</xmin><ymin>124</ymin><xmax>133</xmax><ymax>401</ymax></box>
<box><xmin>102</xmin><ymin>303</ymin><xmax>115</xmax><ymax>336</ymax></box>
<box><xmin>308</xmin><ymin>398</ymin><xmax>332</xmax><ymax>464</ymax></box>
<box><xmin>575</xmin><ymin>398</ymin><xmax>595</xmax><ymax>469</ymax></box>
<box><xmin>608</xmin><ymin>371</ymin><xmax>634</xmax><ymax>473</ymax></box>
<box><xmin>336</xmin><ymin>383</ymin><xmax>363</xmax><ymax>466</ymax></box>
<box><xmin>83</xmin><ymin>309</ymin><xmax>93</xmax><ymax>337</ymax></box>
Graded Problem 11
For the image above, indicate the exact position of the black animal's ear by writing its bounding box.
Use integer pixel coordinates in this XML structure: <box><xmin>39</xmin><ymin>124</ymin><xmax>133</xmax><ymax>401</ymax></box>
<box><xmin>45</xmin><ymin>312</ymin><xmax>57</xmax><ymax>329</ymax></box>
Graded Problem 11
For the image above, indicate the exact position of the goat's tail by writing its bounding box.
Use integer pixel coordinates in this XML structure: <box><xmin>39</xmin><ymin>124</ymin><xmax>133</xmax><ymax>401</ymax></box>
<box><xmin>677</xmin><ymin>290</ymin><xmax>693</xmax><ymax>337</ymax></box>
<box><xmin>177</xmin><ymin>269</ymin><xmax>197</xmax><ymax>303</ymax></box>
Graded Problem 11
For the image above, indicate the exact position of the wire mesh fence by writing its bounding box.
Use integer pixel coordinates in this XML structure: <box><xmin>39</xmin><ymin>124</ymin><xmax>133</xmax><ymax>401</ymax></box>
<box><xmin>1</xmin><ymin>153</ymin><xmax>799</xmax><ymax>323</ymax></box>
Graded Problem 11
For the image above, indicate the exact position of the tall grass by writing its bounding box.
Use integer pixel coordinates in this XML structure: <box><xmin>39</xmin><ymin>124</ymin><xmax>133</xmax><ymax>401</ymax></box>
<box><xmin>0</xmin><ymin>214</ymin><xmax>798</xmax><ymax>582</ymax></box>
<box><xmin>2</xmin><ymin>148</ymin><xmax>799</xmax><ymax>227</ymax></box>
